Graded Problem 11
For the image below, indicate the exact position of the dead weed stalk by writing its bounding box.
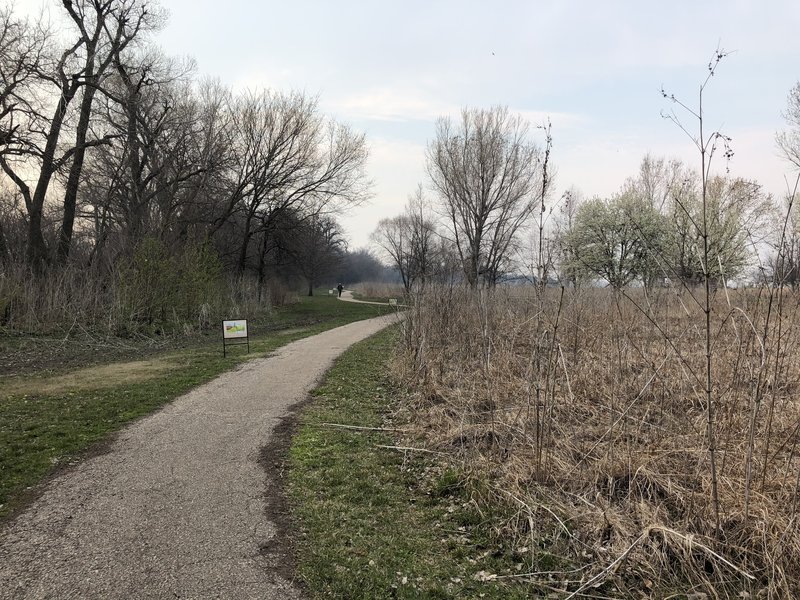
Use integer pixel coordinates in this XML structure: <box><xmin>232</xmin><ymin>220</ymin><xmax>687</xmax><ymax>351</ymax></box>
<box><xmin>392</xmin><ymin>284</ymin><xmax>800</xmax><ymax>597</ymax></box>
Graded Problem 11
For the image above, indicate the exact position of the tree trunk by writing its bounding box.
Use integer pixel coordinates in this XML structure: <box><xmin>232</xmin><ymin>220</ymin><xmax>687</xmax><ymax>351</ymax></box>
<box><xmin>0</xmin><ymin>219</ymin><xmax>9</xmax><ymax>265</ymax></box>
<box><xmin>237</xmin><ymin>227</ymin><xmax>252</xmax><ymax>275</ymax></box>
<box><xmin>256</xmin><ymin>230</ymin><xmax>270</xmax><ymax>304</ymax></box>
<box><xmin>58</xmin><ymin>82</ymin><xmax>99</xmax><ymax>264</ymax></box>
<box><xmin>237</xmin><ymin>205</ymin><xmax>259</xmax><ymax>275</ymax></box>
<box><xmin>26</xmin><ymin>86</ymin><xmax>76</xmax><ymax>271</ymax></box>
<box><xmin>26</xmin><ymin>202</ymin><xmax>49</xmax><ymax>272</ymax></box>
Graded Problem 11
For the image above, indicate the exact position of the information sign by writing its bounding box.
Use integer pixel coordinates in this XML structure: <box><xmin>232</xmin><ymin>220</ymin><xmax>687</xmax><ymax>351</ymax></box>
<box><xmin>222</xmin><ymin>319</ymin><xmax>249</xmax><ymax>356</ymax></box>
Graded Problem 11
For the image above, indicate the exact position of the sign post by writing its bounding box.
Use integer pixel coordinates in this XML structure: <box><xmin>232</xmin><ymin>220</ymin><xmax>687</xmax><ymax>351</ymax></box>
<box><xmin>222</xmin><ymin>319</ymin><xmax>249</xmax><ymax>357</ymax></box>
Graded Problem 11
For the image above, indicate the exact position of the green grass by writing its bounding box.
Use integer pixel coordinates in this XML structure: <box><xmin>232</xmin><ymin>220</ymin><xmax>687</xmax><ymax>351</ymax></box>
<box><xmin>268</xmin><ymin>292</ymin><xmax>378</xmax><ymax>324</ymax></box>
<box><xmin>288</xmin><ymin>327</ymin><xmax>534</xmax><ymax>599</ymax></box>
<box><xmin>0</xmin><ymin>294</ymin><xmax>391</xmax><ymax>518</ymax></box>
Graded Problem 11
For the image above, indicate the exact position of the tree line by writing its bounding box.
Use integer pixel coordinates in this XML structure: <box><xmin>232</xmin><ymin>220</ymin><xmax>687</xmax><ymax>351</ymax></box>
<box><xmin>0</xmin><ymin>1</ymin><xmax>383</xmax><ymax>331</ymax></box>
<box><xmin>373</xmin><ymin>101</ymin><xmax>795</xmax><ymax>293</ymax></box>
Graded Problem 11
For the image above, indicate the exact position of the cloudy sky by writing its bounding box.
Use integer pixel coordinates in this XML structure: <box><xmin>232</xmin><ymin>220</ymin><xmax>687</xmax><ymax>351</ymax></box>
<box><xmin>20</xmin><ymin>0</ymin><xmax>800</xmax><ymax>249</ymax></box>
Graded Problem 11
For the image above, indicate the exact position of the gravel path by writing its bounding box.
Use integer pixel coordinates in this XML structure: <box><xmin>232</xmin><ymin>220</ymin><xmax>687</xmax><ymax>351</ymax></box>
<box><xmin>339</xmin><ymin>289</ymin><xmax>406</xmax><ymax>308</ymax></box>
<box><xmin>0</xmin><ymin>313</ymin><xmax>397</xmax><ymax>599</ymax></box>
<box><xmin>338</xmin><ymin>289</ymin><xmax>388</xmax><ymax>306</ymax></box>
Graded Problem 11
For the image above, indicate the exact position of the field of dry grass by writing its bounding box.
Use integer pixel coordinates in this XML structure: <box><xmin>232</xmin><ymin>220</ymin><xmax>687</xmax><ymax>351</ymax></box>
<box><xmin>350</xmin><ymin>281</ymin><xmax>407</xmax><ymax>302</ymax></box>
<box><xmin>392</xmin><ymin>283</ymin><xmax>800</xmax><ymax>598</ymax></box>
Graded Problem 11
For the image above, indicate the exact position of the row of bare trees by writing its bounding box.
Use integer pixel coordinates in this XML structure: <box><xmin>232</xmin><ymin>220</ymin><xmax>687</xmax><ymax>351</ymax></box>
<box><xmin>373</xmin><ymin>106</ymin><xmax>551</xmax><ymax>291</ymax></box>
<box><xmin>0</xmin><ymin>1</ymin><xmax>372</xmax><ymax>329</ymax></box>
<box><xmin>372</xmin><ymin>103</ymin><xmax>778</xmax><ymax>293</ymax></box>
<box><xmin>0</xmin><ymin>1</ymin><xmax>377</xmax><ymax>333</ymax></box>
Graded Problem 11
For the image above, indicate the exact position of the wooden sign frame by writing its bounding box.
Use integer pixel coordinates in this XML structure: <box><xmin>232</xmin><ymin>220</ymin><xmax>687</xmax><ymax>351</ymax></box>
<box><xmin>222</xmin><ymin>319</ymin><xmax>250</xmax><ymax>357</ymax></box>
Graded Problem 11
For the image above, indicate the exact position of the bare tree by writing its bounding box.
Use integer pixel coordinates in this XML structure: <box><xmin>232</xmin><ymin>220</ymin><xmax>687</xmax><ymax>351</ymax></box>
<box><xmin>371</xmin><ymin>214</ymin><xmax>414</xmax><ymax>292</ymax></box>
<box><xmin>622</xmin><ymin>154</ymin><xmax>688</xmax><ymax>212</ymax></box>
<box><xmin>0</xmin><ymin>9</ymin><xmax>51</xmax><ymax>265</ymax></box>
<box><xmin>123</xmin><ymin>64</ymin><xmax>206</xmax><ymax>244</ymax></box>
<box><xmin>405</xmin><ymin>184</ymin><xmax>439</xmax><ymax>289</ymax></box>
<box><xmin>210</xmin><ymin>90</ymin><xmax>369</xmax><ymax>277</ymax></box>
<box><xmin>79</xmin><ymin>49</ymin><xmax>205</xmax><ymax>262</ymax></box>
<box><xmin>552</xmin><ymin>186</ymin><xmax>583</xmax><ymax>286</ymax></box>
<box><xmin>371</xmin><ymin>185</ymin><xmax>438</xmax><ymax>293</ymax></box>
<box><xmin>0</xmin><ymin>1</ymin><xmax>155</xmax><ymax>270</ymax></box>
<box><xmin>777</xmin><ymin>82</ymin><xmax>800</xmax><ymax>170</ymax></box>
<box><xmin>57</xmin><ymin>0</ymin><xmax>157</xmax><ymax>264</ymax></box>
<box><xmin>426</xmin><ymin>106</ymin><xmax>541</xmax><ymax>287</ymax></box>
<box><xmin>0</xmin><ymin>7</ymin><xmax>49</xmax><ymax>159</ymax></box>
<box><xmin>0</xmin><ymin>7</ymin><xmax>55</xmax><ymax>270</ymax></box>
<box><xmin>0</xmin><ymin>185</ymin><xmax>18</xmax><ymax>265</ymax></box>
<box><xmin>770</xmin><ymin>82</ymin><xmax>800</xmax><ymax>290</ymax></box>
<box><xmin>216</xmin><ymin>90</ymin><xmax>317</xmax><ymax>274</ymax></box>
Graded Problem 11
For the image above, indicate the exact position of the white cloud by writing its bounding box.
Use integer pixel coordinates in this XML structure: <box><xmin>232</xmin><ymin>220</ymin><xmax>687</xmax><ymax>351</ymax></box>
<box><xmin>332</xmin><ymin>88</ymin><xmax>459</xmax><ymax>123</ymax></box>
<box><xmin>330</xmin><ymin>87</ymin><xmax>587</xmax><ymax>140</ymax></box>
<box><xmin>340</xmin><ymin>138</ymin><xmax>428</xmax><ymax>248</ymax></box>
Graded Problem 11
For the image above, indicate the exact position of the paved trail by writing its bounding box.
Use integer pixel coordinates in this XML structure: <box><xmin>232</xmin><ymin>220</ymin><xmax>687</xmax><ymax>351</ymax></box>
<box><xmin>0</xmin><ymin>312</ymin><xmax>396</xmax><ymax>599</ymax></box>
<box><xmin>338</xmin><ymin>289</ymin><xmax>389</xmax><ymax>306</ymax></box>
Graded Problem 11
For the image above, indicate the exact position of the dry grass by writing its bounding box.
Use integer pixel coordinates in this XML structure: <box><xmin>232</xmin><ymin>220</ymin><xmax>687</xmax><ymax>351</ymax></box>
<box><xmin>393</xmin><ymin>283</ymin><xmax>800</xmax><ymax>598</ymax></box>
<box><xmin>0</xmin><ymin>260</ymin><xmax>290</xmax><ymax>335</ymax></box>
<box><xmin>0</xmin><ymin>357</ymin><xmax>181</xmax><ymax>397</ymax></box>
<box><xmin>351</xmin><ymin>281</ymin><xmax>406</xmax><ymax>300</ymax></box>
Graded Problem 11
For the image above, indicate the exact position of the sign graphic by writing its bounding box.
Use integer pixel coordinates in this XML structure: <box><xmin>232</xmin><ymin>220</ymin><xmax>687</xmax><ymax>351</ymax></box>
<box><xmin>223</xmin><ymin>320</ymin><xmax>248</xmax><ymax>339</ymax></box>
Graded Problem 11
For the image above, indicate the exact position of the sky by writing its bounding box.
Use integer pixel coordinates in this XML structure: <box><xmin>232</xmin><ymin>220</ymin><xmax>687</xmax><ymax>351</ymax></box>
<box><xmin>16</xmin><ymin>0</ymin><xmax>800</xmax><ymax>249</ymax></box>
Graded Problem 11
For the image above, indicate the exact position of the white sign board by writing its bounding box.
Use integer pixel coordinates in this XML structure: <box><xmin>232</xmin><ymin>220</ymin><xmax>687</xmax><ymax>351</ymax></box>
<box><xmin>223</xmin><ymin>319</ymin><xmax>248</xmax><ymax>339</ymax></box>
<box><xmin>388</xmin><ymin>298</ymin><xmax>398</xmax><ymax>306</ymax></box>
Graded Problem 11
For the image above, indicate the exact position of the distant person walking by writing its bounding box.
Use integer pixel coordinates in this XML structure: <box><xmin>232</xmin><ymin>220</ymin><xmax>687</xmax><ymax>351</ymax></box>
<box><xmin>337</xmin><ymin>283</ymin><xmax>344</xmax><ymax>298</ymax></box>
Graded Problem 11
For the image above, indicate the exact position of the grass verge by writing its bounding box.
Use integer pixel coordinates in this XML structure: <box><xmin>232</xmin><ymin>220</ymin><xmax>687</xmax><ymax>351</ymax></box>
<box><xmin>288</xmin><ymin>327</ymin><xmax>532</xmax><ymax>599</ymax></box>
<box><xmin>0</xmin><ymin>295</ymin><xmax>390</xmax><ymax>519</ymax></box>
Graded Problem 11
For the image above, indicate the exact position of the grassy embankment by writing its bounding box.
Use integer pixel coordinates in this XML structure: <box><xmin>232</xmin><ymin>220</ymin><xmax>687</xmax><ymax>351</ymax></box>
<box><xmin>289</xmin><ymin>327</ymin><xmax>532</xmax><ymax>599</ymax></box>
<box><xmin>0</xmin><ymin>294</ymin><xmax>390</xmax><ymax>519</ymax></box>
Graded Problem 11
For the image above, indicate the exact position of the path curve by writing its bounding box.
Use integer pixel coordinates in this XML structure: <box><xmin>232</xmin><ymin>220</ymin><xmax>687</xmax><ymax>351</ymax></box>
<box><xmin>338</xmin><ymin>289</ymin><xmax>387</xmax><ymax>305</ymax></box>
<box><xmin>339</xmin><ymin>289</ymin><xmax>405</xmax><ymax>307</ymax></box>
<box><xmin>0</xmin><ymin>313</ymin><xmax>397</xmax><ymax>599</ymax></box>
